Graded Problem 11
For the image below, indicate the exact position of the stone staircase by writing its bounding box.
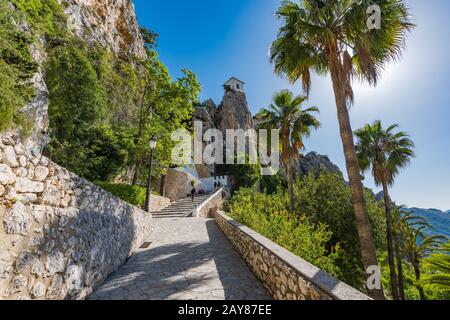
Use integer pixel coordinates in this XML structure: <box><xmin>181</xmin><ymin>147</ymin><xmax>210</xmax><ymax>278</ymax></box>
<box><xmin>152</xmin><ymin>195</ymin><xmax>211</xmax><ymax>218</ymax></box>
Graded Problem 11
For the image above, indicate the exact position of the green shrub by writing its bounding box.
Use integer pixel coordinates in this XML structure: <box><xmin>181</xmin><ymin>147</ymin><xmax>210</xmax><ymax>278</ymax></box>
<box><xmin>94</xmin><ymin>182</ymin><xmax>147</xmax><ymax>207</ymax></box>
<box><xmin>0</xmin><ymin>1</ymin><xmax>37</xmax><ymax>133</ymax></box>
<box><xmin>11</xmin><ymin>0</ymin><xmax>67</xmax><ymax>37</ymax></box>
<box><xmin>294</xmin><ymin>173</ymin><xmax>387</xmax><ymax>289</ymax></box>
<box><xmin>226</xmin><ymin>172</ymin><xmax>388</xmax><ymax>290</ymax></box>
<box><xmin>227</xmin><ymin>188</ymin><xmax>343</xmax><ymax>278</ymax></box>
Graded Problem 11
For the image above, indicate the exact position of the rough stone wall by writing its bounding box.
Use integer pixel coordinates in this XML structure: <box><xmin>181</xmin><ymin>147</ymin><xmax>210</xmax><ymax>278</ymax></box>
<box><xmin>0</xmin><ymin>133</ymin><xmax>155</xmax><ymax>300</ymax></box>
<box><xmin>196</xmin><ymin>189</ymin><xmax>226</xmax><ymax>218</ymax></box>
<box><xmin>149</xmin><ymin>194</ymin><xmax>170</xmax><ymax>213</ymax></box>
<box><xmin>164</xmin><ymin>169</ymin><xmax>202</xmax><ymax>202</ymax></box>
<box><xmin>215</xmin><ymin>211</ymin><xmax>371</xmax><ymax>301</ymax></box>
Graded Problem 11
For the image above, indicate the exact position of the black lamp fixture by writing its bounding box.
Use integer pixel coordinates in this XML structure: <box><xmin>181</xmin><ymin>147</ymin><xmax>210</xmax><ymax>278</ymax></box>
<box><xmin>145</xmin><ymin>137</ymin><xmax>157</xmax><ymax>213</ymax></box>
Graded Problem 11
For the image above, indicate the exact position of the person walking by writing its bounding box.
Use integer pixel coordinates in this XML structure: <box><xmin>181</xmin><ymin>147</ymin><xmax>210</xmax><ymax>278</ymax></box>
<box><xmin>191</xmin><ymin>186</ymin><xmax>196</xmax><ymax>202</ymax></box>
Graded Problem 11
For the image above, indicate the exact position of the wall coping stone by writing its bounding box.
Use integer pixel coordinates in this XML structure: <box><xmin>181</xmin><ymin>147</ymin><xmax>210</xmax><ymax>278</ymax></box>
<box><xmin>216</xmin><ymin>211</ymin><xmax>371</xmax><ymax>300</ymax></box>
<box><xmin>194</xmin><ymin>187</ymin><xmax>225</xmax><ymax>217</ymax></box>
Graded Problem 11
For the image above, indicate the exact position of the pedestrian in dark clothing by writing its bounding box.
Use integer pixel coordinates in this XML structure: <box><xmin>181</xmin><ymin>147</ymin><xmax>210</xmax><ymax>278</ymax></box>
<box><xmin>191</xmin><ymin>187</ymin><xmax>196</xmax><ymax>202</ymax></box>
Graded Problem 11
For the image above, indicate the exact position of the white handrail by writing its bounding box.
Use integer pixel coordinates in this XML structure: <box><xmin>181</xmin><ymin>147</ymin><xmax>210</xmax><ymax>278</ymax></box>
<box><xmin>192</xmin><ymin>187</ymin><xmax>225</xmax><ymax>217</ymax></box>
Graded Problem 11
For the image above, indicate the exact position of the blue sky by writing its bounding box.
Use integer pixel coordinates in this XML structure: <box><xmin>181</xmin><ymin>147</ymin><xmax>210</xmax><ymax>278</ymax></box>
<box><xmin>135</xmin><ymin>0</ymin><xmax>450</xmax><ymax>210</ymax></box>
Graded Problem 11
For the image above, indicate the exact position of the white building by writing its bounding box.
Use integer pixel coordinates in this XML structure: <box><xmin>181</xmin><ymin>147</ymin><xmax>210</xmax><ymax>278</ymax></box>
<box><xmin>224</xmin><ymin>77</ymin><xmax>245</xmax><ymax>93</ymax></box>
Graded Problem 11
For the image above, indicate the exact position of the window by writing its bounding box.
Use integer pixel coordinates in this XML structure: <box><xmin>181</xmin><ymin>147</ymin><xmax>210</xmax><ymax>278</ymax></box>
<box><xmin>236</xmin><ymin>84</ymin><xmax>240</xmax><ymax>90</ymax></box>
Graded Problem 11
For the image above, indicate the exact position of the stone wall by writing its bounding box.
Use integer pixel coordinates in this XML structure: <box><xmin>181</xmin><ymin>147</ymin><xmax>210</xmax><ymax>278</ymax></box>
<box><xmin>149</xmin><ymin>194</ymin><xmax>171</xmax><ymax>213</ymax></box>
<box><xmin>164</xmin><ymin>168</ymin><xmax>203</xmax><ymax>202</ymax></box>
<box><xmin>196</xmin><ymin>189</ymin><xmax>227</xmax><ymax>218</ymax></box>
<box><xmin>0</xmin><ymin>133</ymin><xmax>157</xmax><ymax>300</ymax></box>
<box><xmin>215</xmin><ymin>211</ymin><xmax>371</xmax><ymax>301</ymax></box>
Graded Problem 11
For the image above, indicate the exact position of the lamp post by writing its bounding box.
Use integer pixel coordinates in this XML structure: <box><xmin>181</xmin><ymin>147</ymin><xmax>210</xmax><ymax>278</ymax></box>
<box><xmin>145</xmin><ymin>137</ymin><xmax>157</xmax><ymax>213</ymax></box>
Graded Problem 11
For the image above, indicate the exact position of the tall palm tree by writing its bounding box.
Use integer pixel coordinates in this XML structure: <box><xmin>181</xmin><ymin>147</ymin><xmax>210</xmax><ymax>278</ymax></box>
<box><xmin>402</xmin><ymin>224</ymin><xmax>447</xmax><ymax>300</ymax></box>
<box><xmin>355</xmin><ymin>121</ymin><xmax>415</xmax><ymax>299</ymax></box>
<box><xmin>391</xmin><ymin>206</ymin><xmax>423</xmax><ymax>300</ymax></box>
<box><xmin>421</xmin><ymin>242</ymin><xmax>450</xmax><ymax>291</ymax></box>
<box><xmin>392</xmin><ymin>206</ymin><xmax>411</xmax><ymax>300</ymax></box>
<box><xmin>270</xmin><ymin>0</ymin><xmax>414</xmax><ymax>300</ymax></box>
<box><xmin>256</xmin><ymin>90</ymin><xmax>320</xmax><ymax>212</ymax></box>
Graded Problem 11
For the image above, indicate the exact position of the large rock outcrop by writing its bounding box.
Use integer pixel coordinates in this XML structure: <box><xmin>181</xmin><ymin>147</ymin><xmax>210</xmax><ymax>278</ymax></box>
<box><xmin>217</xmin><ymin>89</ymin><xmax>254</xmax><ymax>132</ymax></box>
<box><xmin>63</xmin><ymin>0</ymin><xmax>146</xmax><ymax>59</ymax></box>
<box><xmin>12</xmin><ymin>0</ymin><xmax>146</xmax><ymax>152</ymax></box>
<box><xmin>298</xmin><ymin>152</ymin><xmax>342</xmax><ymax>177</ymax></box>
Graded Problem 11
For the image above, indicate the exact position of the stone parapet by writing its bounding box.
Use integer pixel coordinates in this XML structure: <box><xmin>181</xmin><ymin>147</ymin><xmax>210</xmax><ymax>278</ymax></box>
<box><xmin>215</xmin><ymin>211</ymin><xmax>371</xmax><ymax>300</ymax></box>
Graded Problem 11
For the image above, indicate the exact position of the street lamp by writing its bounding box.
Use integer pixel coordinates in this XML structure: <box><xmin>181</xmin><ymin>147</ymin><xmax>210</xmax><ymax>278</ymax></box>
<box><xmin>145</xmin><ymin>137</ymin><xmax>157</xmax><ymax>213</ymax></box>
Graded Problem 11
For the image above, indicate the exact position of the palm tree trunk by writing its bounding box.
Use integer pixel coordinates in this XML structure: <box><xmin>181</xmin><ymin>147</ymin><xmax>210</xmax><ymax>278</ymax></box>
<box><xmin>413</xmin><ymin>261</ymin><xmax>426</xmax><ymax>300</ymax></box>
<box><xmin>382</xmin><ymin>180</ymin><xmax>399</xmax><ymax>300</ymax></box>
<box><xmin>394</xmin><ymin>237</ymin><xmax>406</xmax><ymax>300</ymax></box>
<box><xmin>327</xmin><ymin>43</ymin><xmax>385</xmax><ymax>300</ymax></box>
<box><xmin>286</xmin><ymin>161</ymin><xmax>295</xmax><ymax>212</ymax></box>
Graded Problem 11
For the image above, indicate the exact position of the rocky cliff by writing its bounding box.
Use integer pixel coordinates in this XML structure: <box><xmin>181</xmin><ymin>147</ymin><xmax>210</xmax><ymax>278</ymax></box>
<box><xmin>216</xmin><ymin>89</ymin><xmax>254</xmax><ymax>132</ymax></box>
<box><xmin>194</xmin><ymin>87</ymin><xmax>254</xmax><ymax>136</ymax></box>
<box><xmin>12</xmin><ymin>0</ymin><xmax>146</xmax><ymax>152</ymax></box>
<box><xmin>63</xmin><ymin>0</ymin><xmax>146</xmax><ymax>59</ymax></box>
<box><xmin>193</xmin><ymin>85</ymin><xmax>343</xmax><ymax>180</ymax></box>
<box><xmin>298</xmin><ymin>152</ymin><xmax>342</xmax><ymax>177</ymax></box>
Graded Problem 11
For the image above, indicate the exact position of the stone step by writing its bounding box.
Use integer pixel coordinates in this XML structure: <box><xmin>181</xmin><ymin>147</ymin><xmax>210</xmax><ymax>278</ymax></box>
<box><xmin>151</xmin><ymin>195</ymin><xmax>211</xmax><ymax>219</ymax></box>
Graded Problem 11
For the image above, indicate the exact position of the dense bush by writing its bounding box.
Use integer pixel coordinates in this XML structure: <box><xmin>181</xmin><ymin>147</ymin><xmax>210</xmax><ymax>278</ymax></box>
<box><xmin>94</xmin><ymin>182</ymin><xmax>147</xmax><ymax>207</ymax></box>
<box><xmin>294</xmin><ymin>173</ymin><xmax>387</xmax><ymax>289</ymax></box>
<box><xmin>227</xmin><ymin>172</ymin><xmax>387</xmax><ymax>290</ymax></box>
<box><xmin>0</xmin><ymin>1</ymin><xmax>37</xmax><ymax>133</ymax></box>
<box><xmin>11</xmin><ymin>0</ymin><xmax>67</xmax><ymax>37</ymax></box>
<box><xmin>227</xmin><ymin>188</ymin><xmax>343</xmax><ymax>278</ymax></box>
<box><xmin>44</xmin><ymin>40</ymin><xmax>131</xmax><ymax>180</ymax></box>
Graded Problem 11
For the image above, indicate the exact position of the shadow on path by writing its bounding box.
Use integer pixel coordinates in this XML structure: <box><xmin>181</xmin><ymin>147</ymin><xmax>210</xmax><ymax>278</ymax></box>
<box><xmin>90</xmin><ymin>218</ymin><xmax>270</xmax><ymax>300</ymax></box>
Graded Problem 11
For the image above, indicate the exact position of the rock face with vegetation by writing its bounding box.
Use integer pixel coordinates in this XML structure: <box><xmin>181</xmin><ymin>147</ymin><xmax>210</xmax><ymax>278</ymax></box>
<box><xmin>1</xmin><ymin>0</ymin><xmax>146</xmax><ymax>153</ymax></box>
<box><xmin>298</xmin><ymin>152</ymin><xmax>342</xmax><ymax>177</ymax></box>
<box><xmin>63</xmin><ymin>0</ymin><xmax>146</xmax><ymax>59</ymax></box>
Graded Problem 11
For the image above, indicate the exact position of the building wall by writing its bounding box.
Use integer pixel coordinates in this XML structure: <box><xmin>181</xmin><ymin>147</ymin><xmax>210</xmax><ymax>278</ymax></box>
<box><xmin>0</xmin><ymin>133</ymin><xmax>157</xmax><ymax>300</ymax></box>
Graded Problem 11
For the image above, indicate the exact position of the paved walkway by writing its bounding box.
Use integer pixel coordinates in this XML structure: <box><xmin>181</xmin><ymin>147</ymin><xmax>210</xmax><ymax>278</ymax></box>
<box><xmin>89</xmin><ymin>218</ymin><xmax>270</xmax><ymax>300</ymax></box>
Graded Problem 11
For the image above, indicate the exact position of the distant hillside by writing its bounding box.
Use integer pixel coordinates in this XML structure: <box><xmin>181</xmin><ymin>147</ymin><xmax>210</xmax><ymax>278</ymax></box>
<box><xmin>408</xmin><ymin>208</ymin><xmax>450</xmax><ymax>238</ymax></box>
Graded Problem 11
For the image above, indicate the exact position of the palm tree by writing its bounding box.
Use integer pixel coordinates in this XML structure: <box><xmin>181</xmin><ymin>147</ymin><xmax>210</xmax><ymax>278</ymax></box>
<box><xmin>355</xmin><ymin>121</ymin><xmax>415</xmax><ymax>299</ymax></box>
<box><xmin>421</xmin><ymin>242</ymin><xmax>450</xmax><ymax>291</ymax></box>
<box><xmin>270</xmin><ymin>0</ymin><xmax>414</xmax><ymax>300</ymax></box>
<box><xmin>391</xmin><ymin>206</ymin><xmax>422</xmax><ymax>300</ymax></box>
<box><xmin>256</xmin><ymin>90</ymin><xmax>320</xmax><ymax>212</ymax></box>
<box><xmin>402</xmin><ymin>223</ymin><xmax>447</xmax><ymax>300</ymax></box>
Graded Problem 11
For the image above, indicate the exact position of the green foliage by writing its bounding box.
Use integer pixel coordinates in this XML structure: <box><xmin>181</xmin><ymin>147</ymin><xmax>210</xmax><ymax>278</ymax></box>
<box><xmin>44</xmin><ymin>40</ymin><xmax>118</xmax><ymax>179</ymax></box>
<box><xmin>227</xmin><ymin>187</ymin><xmax>342</xmax><ymax>277</ymax></box>
<box><xmin>94</xmin><ymin>182</ymin><xmax>147</xmax><ymax>207</ymax></box>
<box><xmin>422</xmin><ymin>242</ymin><xmax>450</xmax><ymax>290</ymax></box>
<box><xmin>11</xmin><ymin>0</ymin><xmax>67</xmax><ymax>37</ymax></box>
<box><xmin>261</xmin><ymin>171</ymin><xmax>287</xmax><ymax>194</ymax></box>
<box><xmin>43</xmin><ymin>32</ymin><xmax>200</xmax><ymax>183</ymax></box>
<box><xmin>216</xmin><ymin>156</ymin><xmax>261</xmax><ymax>192</ymax></box>
<box><xmin>380</xmin><ymin>252</ymin><xmax>450</xmax><ymax>300</ymax></box>
<box><xmin>0</xmin><ymin>1</ymin><xmax>37</xmax><ymax>133</ymax></box>
<box><xmin>128</xmin><ymin>49</ymin><xmax>200</xmax><ymax>183</ymax></box>
<box><xmin>355</xmin><ymin>120</ymin><xmax>415</xmax><ymax>186</ymax></box>
<box><xmin>294</xmin><ymin>172</ymin><xmax>387</xmax><ymax>289</ymax></box>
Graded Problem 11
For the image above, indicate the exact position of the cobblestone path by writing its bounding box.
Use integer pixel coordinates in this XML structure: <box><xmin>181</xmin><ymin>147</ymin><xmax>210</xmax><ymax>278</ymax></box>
<box><xmin>90</xmin><ymin>218</ymin><xmax>271</xmax><ymax>300</ymax></box>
